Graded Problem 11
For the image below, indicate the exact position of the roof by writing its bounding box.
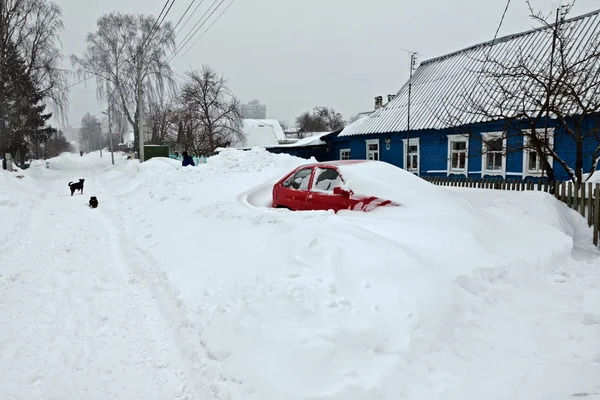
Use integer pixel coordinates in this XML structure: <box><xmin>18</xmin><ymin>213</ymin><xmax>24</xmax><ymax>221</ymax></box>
<box><xmin>234</xmin><ymin>119</ymin><xmax>286</xmax><ymax>148</ymax></box>
<box><xmin>293</xmin><ymin>160</ymin><xmax>369</xmax><ymax>169</ymax></box>
<box><xmin>340</xmin><ymin>8</ymin><xmax>600</xmax><ymax>137</ymax></box>
<box><xmin>275</xmin><ymin>131</ymin><xmax>331</xmax><ymax>148</ymax></box>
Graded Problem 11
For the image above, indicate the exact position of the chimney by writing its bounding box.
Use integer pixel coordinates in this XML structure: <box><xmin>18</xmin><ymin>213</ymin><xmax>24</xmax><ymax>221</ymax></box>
<box><xmin>387</xmin><ymin>94</ymin><xmax>396</xmax><ymax>103</ymax></box>
<box><xmin>374</xmin><ymin>96</ymin><xmax>383</xmax><ymax>109</ymax></box>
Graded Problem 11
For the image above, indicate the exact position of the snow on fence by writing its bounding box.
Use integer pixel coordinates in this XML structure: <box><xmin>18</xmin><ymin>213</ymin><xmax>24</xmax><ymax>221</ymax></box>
<box><xmin>423</xmin><ymin>177</ymin><xmax>600</xmax><ymax>246</ymax></box>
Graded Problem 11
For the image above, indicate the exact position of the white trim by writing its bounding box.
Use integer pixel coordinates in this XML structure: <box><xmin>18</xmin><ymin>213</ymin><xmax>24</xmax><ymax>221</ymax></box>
<box><xmin>427</xmin><ymin>170</ymin><xmax>448</xmax><ymax>173</ymax></box>
<box><xmin>339</xmin><ymin>148</ymin><xmax>351</xmax><ymax>160</ymax></box>
<box><xmin>402</xmin><ymin>137</ymin><xmax>420</xmax><ymax>175</ymax></box>
<box><xmin>481</xmin><ymin>131</ymin><xmax>507</xmax><ymax>178</ymax></box>
<box><xmin>506</xmin><ymin>172</ymin><xmax>523</xmax><ymax>176</ymax></box>
<box><xmin>365</xmin><ymin>139</ymin><xmax>380</xmax><ymax>161</ymax></box>
<box><xmin>522</xmin><ymin>128</ymin><xmax>554</xmax><ymax>179</ymax></box>
<box><xmin>447</xmin><ymin>134</ymin><xmax>469</xmax><ymax>177</ymax></box>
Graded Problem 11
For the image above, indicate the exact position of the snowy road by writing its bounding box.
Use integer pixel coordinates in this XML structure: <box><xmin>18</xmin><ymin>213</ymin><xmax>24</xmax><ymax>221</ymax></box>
<box><xmin>0</xmin><ymin>172</ymin><xmax>191</xmax><ymax>399</ymax></box>
<box><xmin>2</xmin><ymin>150</ymin><xmax>600</xmax><ymax>399</ymax></box>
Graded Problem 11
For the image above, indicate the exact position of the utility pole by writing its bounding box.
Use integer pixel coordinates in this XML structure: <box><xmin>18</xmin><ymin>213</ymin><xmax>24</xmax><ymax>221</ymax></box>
<box><xmin>98</xmin><ymin>127</ymin><xmax>103</xmax><ymax>157</ymax></box>
<box><xmin>406</xmin><ymin>52</ymin><xmax>418</xmax><ymax>173</ymax></box>
<box><xmin>0</xmin><ymin>0</ymin><xmax>6</xmax><ymax>170</ymax></box>
<box><xmin>102</xmin><ymin>107</ymin><xmax>115</xmax><ymax>165</ymax></box>
<box><xmin>541</xmin><ymin>6</ymin><xmax>565</xmax><ymax>185</ymax></box>
<box><xmin>136</xmin><ymin>50</ymin><xmax>145</xmax><ymax>163</ymax></box>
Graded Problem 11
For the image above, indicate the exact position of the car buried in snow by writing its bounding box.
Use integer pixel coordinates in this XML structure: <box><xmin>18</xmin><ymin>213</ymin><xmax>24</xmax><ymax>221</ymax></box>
<box><xmin>271</xmin><ymin>160</ymin><xmax>399</xmax><ymax>212</ymax></box>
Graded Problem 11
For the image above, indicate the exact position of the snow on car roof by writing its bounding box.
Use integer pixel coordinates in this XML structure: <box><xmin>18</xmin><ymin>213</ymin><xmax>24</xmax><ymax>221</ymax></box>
<box><xmin>333</xmin><ymin>160</ymin><xmax>471</xmax><ymax>211</ymax></box>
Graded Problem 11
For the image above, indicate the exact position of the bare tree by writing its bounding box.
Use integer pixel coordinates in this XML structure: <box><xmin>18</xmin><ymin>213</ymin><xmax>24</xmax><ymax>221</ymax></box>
<box><xmin>78</xmin><ymin>112</ymin><xmax>102</xmax><ymax>153</ymax></box>
<box><xmin>178</xmin><ymin>65</ymin><xmax>243</xmax><ymax>154</ymax></box>
<box><xmin>2</xmin><ymin>0</ymin><xmax>68</xmax><ymax>116</ymax></box>
<box><xmin>147</xmin><ymin>96</ymin><xmax>178</xmax><ymax>145</ymax></box>
<box><xmin>0</xmin><ymin>0</ymin><xmax>67</xmax><ymax>163</ymax></box>
<box><xmin>295</xmin><ymin>106</ymin><xmax>345</xmax><ymax>137</ymax></box>
<box><xmin>439</xmin><ymin>1</ymin><xmax>600</xmax><ymax>184</ymax></box>
<box><xmin>71</xmin><ymin>12</ymin><xmax>176</xmax><ymax>154</ymax></box>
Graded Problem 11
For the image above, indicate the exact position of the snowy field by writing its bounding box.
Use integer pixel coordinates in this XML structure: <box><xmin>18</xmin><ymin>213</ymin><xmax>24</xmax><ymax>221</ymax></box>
<box><xmin>1</xmin><ymin>149</ymin><xmax>600</xmax><ymax>400</ymax></box>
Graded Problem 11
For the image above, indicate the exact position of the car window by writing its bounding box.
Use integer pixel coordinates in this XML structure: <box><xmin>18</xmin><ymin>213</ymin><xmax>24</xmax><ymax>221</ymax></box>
<box><xmin>282</xmin><ymin>167</ymin><xmax>312</xmax><ymax>190</ymax></box>
<box><xmin>312</xmin><ymin>167</ymin><xmax>343</xmax><ymax>193</ymax></box>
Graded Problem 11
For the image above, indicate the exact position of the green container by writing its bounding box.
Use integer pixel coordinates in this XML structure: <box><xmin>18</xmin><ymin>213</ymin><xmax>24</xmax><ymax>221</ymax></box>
<box><xmin>143</xmin><ymin>145</ymin><xmax>170</xmax><ymax>162</ymax></box>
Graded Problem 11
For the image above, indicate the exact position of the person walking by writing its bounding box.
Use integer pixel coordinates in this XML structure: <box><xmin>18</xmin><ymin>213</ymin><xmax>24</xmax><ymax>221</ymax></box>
<box><xmin>181</xmin><ymin>151</ymin><xmax>195</xmax><ymax>167</ymax></box>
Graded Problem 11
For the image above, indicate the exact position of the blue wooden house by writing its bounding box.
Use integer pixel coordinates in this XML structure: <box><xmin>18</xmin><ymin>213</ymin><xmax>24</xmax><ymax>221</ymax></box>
<box><xmin>326</xmin><ymin>9</ymin><xmax>600</xmax><ymax>182</ymax></box>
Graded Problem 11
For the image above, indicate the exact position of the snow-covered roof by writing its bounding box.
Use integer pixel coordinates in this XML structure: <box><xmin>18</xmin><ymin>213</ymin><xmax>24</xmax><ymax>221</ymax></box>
<box><xmin>274</xmin><ymin>131</ymin><xmax>332</xmax><ymax>148</ymax></box>
<box><xmin>234</xmin><ymin>119</ymin><xmax>286</xmax><ymax>148</ymax></box>
<box><xmin>340</xmin><ymin>8</ymin><xmax>600</xmax><ymax>137</ymax></box>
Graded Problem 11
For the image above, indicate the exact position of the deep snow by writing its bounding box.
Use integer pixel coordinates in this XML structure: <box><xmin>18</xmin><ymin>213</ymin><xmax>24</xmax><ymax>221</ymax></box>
<box><xmin>1</xmin><ymin>148</ymin><xmax>600</xmax><ymax>399</ymax></box>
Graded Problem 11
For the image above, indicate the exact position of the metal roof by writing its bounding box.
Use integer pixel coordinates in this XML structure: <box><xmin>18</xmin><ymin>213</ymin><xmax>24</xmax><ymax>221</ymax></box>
<box><xmin>340</xmin><ymin>8</ymin><xmax>600</xmax><ymax>137</ymax></box>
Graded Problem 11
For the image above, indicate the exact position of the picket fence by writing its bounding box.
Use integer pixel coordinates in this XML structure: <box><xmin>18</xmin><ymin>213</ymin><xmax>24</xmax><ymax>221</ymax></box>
<box><xmin>422</xmin><ymin>176</ymin><xmax>600</xmax><ymax>246</ymax></box>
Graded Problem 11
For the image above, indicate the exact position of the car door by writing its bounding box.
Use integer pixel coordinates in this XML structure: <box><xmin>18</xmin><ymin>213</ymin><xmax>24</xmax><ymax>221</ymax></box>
<box><xmin>306</xmin><ymin>167</ymin><xmax>349</xmax><ymax>212</ymax></box>
<box><xmin>276</xmin><ymin>167</ymin><xmax>314</xmax><ymax>210</ymax></box>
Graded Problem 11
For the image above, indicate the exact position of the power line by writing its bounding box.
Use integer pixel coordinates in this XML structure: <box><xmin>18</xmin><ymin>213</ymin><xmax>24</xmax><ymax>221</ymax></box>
<box><xmin>171</xmin><ymin>0</ymin><xmax>209</xmax><ymax>51</ymax></box>
<box><xmin>65</xmin><ymin>75</ymin><xmax>94</xmax><ymax>90</ymax></box>
<box><xmin>175</xmin><ymin>0</ymin><xmax>236</xmax><ymax>62</ymax></box>
<box><xmin>142</xmin><ymin>0</ymin><xmax>172</xmax><ymax>49</ymax></box>
<box><xmin>167</xmin><ymin>0</ymin><xmax>225</xmax><ymax>64</ymax></box>
<box><xmin>491</xmin><ymin>0</ymin><xmax>512</xmax><ymax>46</ymax></box>
<box><xmin>175</xmin><ymin>0</ymin><xmax>206</xmax><ymax>39</ymax></box>
<box><xmin>149</xmin><ymin>0</ymin><xmax>198</xmax><ymax>64</ymax></box>
<box><xmin>147</xmin><ymin>0</ymin><xmax>176</xmax><ymax>49</ymax></box>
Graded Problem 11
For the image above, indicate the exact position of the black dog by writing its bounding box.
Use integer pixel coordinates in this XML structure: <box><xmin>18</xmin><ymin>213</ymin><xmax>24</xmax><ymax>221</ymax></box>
<box><xmin>68</xmin><ymin>179</ymin><xmax>85</xmax><ymax>196</ymax></box>
<box><xmin>89</xmin><ymin>196</ymin><xmax>98</xmax><ymax>208</ymax></box>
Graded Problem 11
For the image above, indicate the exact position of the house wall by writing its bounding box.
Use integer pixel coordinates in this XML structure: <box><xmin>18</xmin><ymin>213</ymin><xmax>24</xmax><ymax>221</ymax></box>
<box><xmin>266</xmin><ymin>145</ymin><xmax>334</xmax><ymax>162</ymax></box>
<box><xmin>329</xmin><ymin>115</ymin><xmax>600</xmax><ymax>182</ymax></box>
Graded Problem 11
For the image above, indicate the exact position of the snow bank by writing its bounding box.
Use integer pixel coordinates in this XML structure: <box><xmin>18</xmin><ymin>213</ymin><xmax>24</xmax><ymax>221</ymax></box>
<box><xmin>8</xmin><ymin>148</ymin><xmax>598</xmax><ymax>399</ymax></box>
<box><xmin>102</xmin><ymin>148</ymin><xmax>594</xmax><ymax>399</ymax></box>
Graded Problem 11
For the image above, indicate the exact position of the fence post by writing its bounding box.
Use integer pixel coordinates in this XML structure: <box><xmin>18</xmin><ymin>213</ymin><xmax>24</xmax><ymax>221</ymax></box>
<box><xmin>594</xmin><ymin>184</ymin><xmax>600</xmax><ymax>246</ymax></box>
<box><xmin>588</xmin><ymin>182</ymin><xmax>593</xmax><ymax>226</ymax></box>
<box><xmin>581</xmin><ymin>183</ymin><xmax>586</xmax><ymax>217</ymax></box>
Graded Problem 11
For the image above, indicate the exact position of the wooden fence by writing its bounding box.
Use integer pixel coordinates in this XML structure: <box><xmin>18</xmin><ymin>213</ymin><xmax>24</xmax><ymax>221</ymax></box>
<box><xmin>422</xmin><ymin>176</ymin><xmax>600</xmax><ymax>246</ymax></box>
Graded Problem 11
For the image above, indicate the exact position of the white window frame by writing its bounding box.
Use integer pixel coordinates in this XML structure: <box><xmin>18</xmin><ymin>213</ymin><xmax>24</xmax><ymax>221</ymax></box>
<box><xmin>447</xmin><ymin>134</ymin><xmax>469</xmax><ymax>177</ymax></box>
<box><xmin>365</xmin><ymin>139</ymin><xmax>380</xmax><ymax>161</ymax></box>
<box><xmin>481</xmin><ymin>132</ymin><xmax>507</xmax><ymax>178</ymax></box>
<box><xmin>522</xmin><ymin>128</ymin><xmax>554</xmax><ymax>178</ymax></box>
<box><xmin>339</xmin><ymin>149</ymin><xmax>351</xmax><ymax>160</ymax></box>
<box><xmin>402</xmin><ymin>137</ymin><xmax>420</xmax><ymax>175</ymax></box>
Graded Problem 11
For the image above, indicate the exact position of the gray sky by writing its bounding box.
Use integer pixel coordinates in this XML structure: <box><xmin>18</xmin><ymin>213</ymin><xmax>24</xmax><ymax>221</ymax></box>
<box><xmin>53</xmin><ymin>0</ymin><xmax>598</xmax><ymax>130</ymax></box>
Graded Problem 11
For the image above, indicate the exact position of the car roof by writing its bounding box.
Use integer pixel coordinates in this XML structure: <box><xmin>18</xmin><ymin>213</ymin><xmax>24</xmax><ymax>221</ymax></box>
<box><xmin>299</xmin><ymin>160</ymin><xmax>370</xmax><ymax>168</ymax></box>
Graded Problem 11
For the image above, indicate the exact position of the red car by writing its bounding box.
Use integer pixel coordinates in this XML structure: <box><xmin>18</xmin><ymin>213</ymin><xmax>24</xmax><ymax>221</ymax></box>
<box><xmin>271</xmin><ymin>160</ymin><xmax>397</xmax><ymax>212</ymax></box>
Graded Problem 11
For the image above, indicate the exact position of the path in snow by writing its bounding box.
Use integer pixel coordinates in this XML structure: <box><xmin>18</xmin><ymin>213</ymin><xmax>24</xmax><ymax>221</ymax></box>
<box><xmin>0</xmin><ymin>170</ymin><xmax>192</xmax><ymax>399</ymax></box>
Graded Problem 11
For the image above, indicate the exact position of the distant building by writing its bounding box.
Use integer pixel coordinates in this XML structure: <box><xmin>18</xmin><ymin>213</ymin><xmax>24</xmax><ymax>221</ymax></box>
<box><xmin>242</xmin><ymin>100</ymin><xmax>267</xmax><ymax>119</ymax></box>
<box><xmin>232</xmin><ymin>119</ymin><xmax>286</xmax><ymax>148</ymax></box>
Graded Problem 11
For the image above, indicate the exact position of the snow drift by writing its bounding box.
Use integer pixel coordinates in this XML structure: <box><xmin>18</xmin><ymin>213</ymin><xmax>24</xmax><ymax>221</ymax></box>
<box><xmin>3</xmin><ymin>148</ymin><xmax>599</xmax><ymax>400</ymax></box>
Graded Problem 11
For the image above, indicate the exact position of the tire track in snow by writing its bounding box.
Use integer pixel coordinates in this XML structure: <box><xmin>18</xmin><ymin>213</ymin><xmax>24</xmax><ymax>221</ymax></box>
<box><xmin>98</xmin><ymin>198</ymin><xmax>229</xmax><ymax>399</ymax></box>
<box><xmin>0</xmin><ymin>176</ymin><xmax>190</xmax><ymax>399</ymax></box>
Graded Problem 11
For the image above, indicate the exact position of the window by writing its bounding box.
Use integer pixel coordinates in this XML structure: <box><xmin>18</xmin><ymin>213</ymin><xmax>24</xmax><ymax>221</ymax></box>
<box><xmin>481</xmin><ymin>132</ymin><xmax>506</xmax><ymax>177</ymax></box>
<box><xmin>366</xmin><ymin>139</ymin><xmax>379</xmax><ymax>161</ymax></box>
<box><xmin>402</xmin><ymin>138</ymin><xmax>420</xmax><ymax>175</ymax></box>
<box><xmin>282</xmin><ymin>167</ymin><xmax>312</xmax><ymax>190</ymax></box>
<box><xmin>523</xmin><ymin>128</ymin><xmax>554</xmax><ymax>178</ymax></box>
<box><xmin>447</xmin><ymin>134</ymin><xmax>469</xmax><ymax>175</ymax></box>
<box><xmin>312</xmin><ymin>168</ymin><xmax>343</xmax><ymax>192</ymax></box>
<box><xmin>340</xmin><ymin>149</ymin><xmax>351</xmax><ymax>160</ymax></box>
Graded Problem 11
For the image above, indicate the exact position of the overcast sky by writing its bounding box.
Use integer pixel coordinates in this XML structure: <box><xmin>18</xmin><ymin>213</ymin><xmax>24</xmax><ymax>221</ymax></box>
<box><xmin>52</xmin><ymin>0</ymin><xmax>598</xmax><ymax>130</ymax></box>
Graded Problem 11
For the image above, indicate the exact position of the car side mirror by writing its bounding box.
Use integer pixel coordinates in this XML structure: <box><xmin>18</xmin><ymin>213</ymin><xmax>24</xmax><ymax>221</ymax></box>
<box><xmin>333</xmin><ymin>186</ymin><xmax>350</xmax><ymax>197</ymax></box>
